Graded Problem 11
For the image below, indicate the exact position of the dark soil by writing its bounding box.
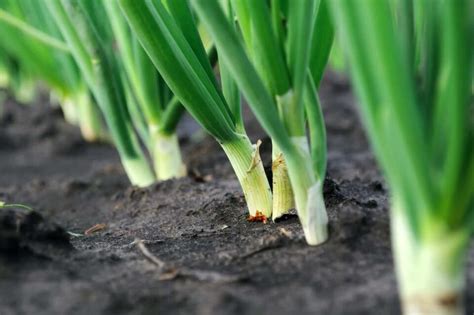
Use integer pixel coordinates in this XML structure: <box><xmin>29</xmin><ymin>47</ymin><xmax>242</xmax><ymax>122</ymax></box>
<box><xmin>0</xmin><ymin>73</ymin><xmax>472</xmax><ymax>315</ymax></box>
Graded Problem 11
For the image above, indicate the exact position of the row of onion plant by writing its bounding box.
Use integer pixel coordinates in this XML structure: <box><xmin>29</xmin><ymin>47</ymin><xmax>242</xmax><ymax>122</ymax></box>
<box><xmin>222</xmin><ymin>0</ymin><xmax>334</xmax><ymax>221</ymax></box>
<box><xmin>193</xmin><ymin>0</ymin><xmax>333</xmax><ymax>242</ymax></box>
<box><xmin>2</xmin><ymin>0</ymin><xmax>333</xmax><ymax>244</ymax></box>
<box><xmin>118</xmin><ymin>0</ymin><xmax>333</xmax><ymax>245</ymax></box>
<box><xmin>117</xmin><ymin>0</ymin><xmax>274</xmax><ymax>221</ymax></box>
<box><xmin>2</xmin><ymin>1</ymin><xmax>472</xmax><ymax>313</ymax></box>
<box><xmin>0</xmin><ymin>0</ymin><xmax>189</xmax><ymax>184</ymax></box>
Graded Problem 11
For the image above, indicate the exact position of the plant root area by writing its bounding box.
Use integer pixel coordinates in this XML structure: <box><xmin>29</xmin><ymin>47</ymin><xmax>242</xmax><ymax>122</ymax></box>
<box><xmin>0</xmin><ymin>73</ymin><xmax>472</xmax><ymax>315</ymax></box>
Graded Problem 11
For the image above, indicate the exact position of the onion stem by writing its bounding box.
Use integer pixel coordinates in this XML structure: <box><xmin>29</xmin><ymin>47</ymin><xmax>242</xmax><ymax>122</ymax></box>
<box><xmin>150</xmin><ymin>129</ymin><xmax>186</xmax><ymax>180</ymax></box>
<box><xmin>285</xmin><ymin>138</ymin><xmax>328</xmax><ymax>245</ymax></box>
<box><xmin>392</xmin><ymin>202</ymin><xmax>469</xmax><ymax>315</ymax></box>
<box><xmin>75</xmin><ymin>92</ymin><xmax>107</xmax><ymax>143</ymax></box>
<box><xmin>271</xmin><ymin>141</ymin><xmax>294</xmax><ymax>221</ymax></box>
<box><xmin>221</xmin><ymin>136</ymin><xmax>272</xmax><ymax>217</ymax></box>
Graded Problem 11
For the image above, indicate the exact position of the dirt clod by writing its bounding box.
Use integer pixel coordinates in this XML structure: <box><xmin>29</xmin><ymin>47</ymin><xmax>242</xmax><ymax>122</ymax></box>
<box><xmin>0</xmin><ymin>207</ymin><xmax>70</xmax><ymax>253</ymax></box>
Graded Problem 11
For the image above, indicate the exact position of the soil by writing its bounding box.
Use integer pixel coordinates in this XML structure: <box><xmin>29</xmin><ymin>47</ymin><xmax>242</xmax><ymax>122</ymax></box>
<box><xmin>0</xmin><ymin>72</ymin><xmax>472</xmax><ymax>315</ymax></box>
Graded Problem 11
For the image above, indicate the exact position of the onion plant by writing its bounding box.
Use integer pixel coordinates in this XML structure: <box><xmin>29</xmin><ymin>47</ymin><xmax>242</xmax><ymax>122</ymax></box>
<box><xmin>45</xmin><ymin>0</ymin><xmax>189</xmax><ymax>185</ymax></box>
<box><xmin>45</xmin><ymin>0</ymin><xmax>155</xmax><ymax>186</ymax></box>
<box><xmin>103</xmin><ymin>1</ymin><xmax>186</xmax><ymax>180</ymax></box>
<box><xmin>330</xmin><ymin>0</ymin><xmax>473</xmax><ymax>313</ymax></box>
<box><xmin>119</xmin><ymin>0</ymin><xmax>332</xmax><ymax>244</ymax></box>
<box><xmin>0</xmin><ymin>38</ymin><xmax>36</xmax><ymax>105</ymax></box>
<box><xmin>193</xmin><ymin>0</ymin><xmax>333</xmax><ymax>244</ymax></box>
<box><xmin>118</xmin><ymin>0</ymin><xmax>273</xmax><ymax>220</ymax></box>
<box><xmin>220</xmin><ymin>0</ymin><xmax>333</xmax><ymax>220</ymax></box>
<box><xmin>0</xmin><ymin>0</ymin><xmax>105</xmax><ymax>141</ymax></box>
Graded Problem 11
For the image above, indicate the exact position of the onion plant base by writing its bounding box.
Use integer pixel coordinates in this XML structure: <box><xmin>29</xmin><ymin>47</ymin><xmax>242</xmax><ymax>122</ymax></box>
<box><xmin>302</xmin><ymin>181</ymin><xmax>329</xmax><ymax>245</ymax></box>
<box><xmin>0</xmin><ymin>71</ymin><xmax>8</xmax><ymax>87</ymax></box>
<box><xmin>76</xmin><ymin>93</ymin><xmax>107</xmax><ymax>143</ymax></box>
<box><xmin>392</xmin><ymin>208</ymin><xmax>469</xmax><ymax>315</ymax></box>
<box><xmin>59</xmin><ymin>92</ymin><xmax>107</xmax><ymax>143</ymax></box>
<box><xmin>121</xmin><ymin>156</ymin><xmax>155</xmax><ymax>187</ymax></box>
<box><xmin>221</xmin><ymin>136</ymin><xmax>272</xmax><ymax>218</ymax></box>
<box><xmin>286</xmin><ymin>145</ymin><xmax>328</xmax><ymax>246</ymax></box>
<box><xmin>59</xmin><ymin>96</ymin><xmax>79</xmax><ymax>126</ymax></box>
<box><xmin>271</xmin><ymin>152</ymin><xmax>295</xmax><ymax>221</ymax></box>
<box><xmin>151</xmin><ymin>130</ymin><xmax>186</xmax><ymax>180</ymax></box>
<box><xmin>11</xmin><ymin>78</ymin><xmax>36</xmax><ymax>104</ymax></box>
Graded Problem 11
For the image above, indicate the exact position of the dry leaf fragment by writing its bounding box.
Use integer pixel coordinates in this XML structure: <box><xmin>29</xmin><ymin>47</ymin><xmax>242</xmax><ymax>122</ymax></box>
<box><xmin>84</xmin><ymin>223</ymin><xmax>106</xmax><ymax>235</ymax></box>
<box><xmin>247</xmin><ymin>211</ymin><xmax>268</xmax><ymax>224</ymax></box>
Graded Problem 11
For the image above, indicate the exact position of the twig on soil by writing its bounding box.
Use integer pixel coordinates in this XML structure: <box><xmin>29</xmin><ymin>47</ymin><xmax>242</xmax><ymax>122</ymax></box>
<box><xmin>132</xmin><ymin>238</ymin><xmax>165</xmax><ymax>269</ymax></box>
<box><xmin>178</xmin><ymin>269</ymin><xmax>244</xmax><ymax>283</ymax></box>
<box><xmin>219</xmin><ymin>231</ymin><xmax>300</xmax><ymax>261</ymax></box>
<box><xmin>132</xmin><ymin>238</ymin><xmax>244</xmax><ymax>283</ymax></box>
<box><xmin>132</xmin><ymin>238</ymin><xmax>179</xmax><ymax>280</ymax></box>
<box><xmin>239</xmin><ymin>235</ymin><xmax>284</xmax><ymax>259</ymax></box>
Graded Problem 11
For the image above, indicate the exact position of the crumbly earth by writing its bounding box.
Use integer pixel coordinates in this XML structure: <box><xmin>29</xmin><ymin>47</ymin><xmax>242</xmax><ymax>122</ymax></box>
<box><xmin>0</xmin><ymin>73</ymin><xmax>472</xmax><ymax>315</ymax></box>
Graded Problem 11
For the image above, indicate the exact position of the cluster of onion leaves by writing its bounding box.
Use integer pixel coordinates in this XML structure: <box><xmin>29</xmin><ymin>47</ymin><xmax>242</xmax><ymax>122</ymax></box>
<box><xmin>45</xmin><ymin>0</ymin><xmax>189</xmax><ymax>185</ymax></box>
<box><xmin>210</xmin><ymin>0</ymin><xmax>334</xmax><ymax>222</ymax></box>
<box><xmin>118</xmin><ymin>0</ymin><xmax>274</xmax><ymax>221</ymax></box>
<box><xmin>330</xmin><ymin>0</ymin><xmax>473</xmax><ymax>314</ymax></box>
<box><xmin>0</xmin><ymin>0</ymin><xmax>105</xmax><ymax>141</ymax></box>
<box><xmin>192</xmin><ymin>0</ymin><xmax>333</xmax><ymax>244</ymax></box>
<box><xmin>118</xmin><ymin>0</ymin><xmax>333</xmax><ymax>244</ymax></box>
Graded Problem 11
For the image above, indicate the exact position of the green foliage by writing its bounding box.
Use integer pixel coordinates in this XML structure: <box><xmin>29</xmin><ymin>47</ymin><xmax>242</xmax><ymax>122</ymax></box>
<box><xmin>192</xmin><ymin>0</ymin><xmax>333</xmax><ymax>244</ymax></box>
<box><xmin>119</xmin><ymin>0</ymin><xmax>240</xmax><ymax>142</ymax></box>
<box><xmin>330</xmin><ymin>0</ymin><xmax>473</xmax><ymax>238</ymax></box>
